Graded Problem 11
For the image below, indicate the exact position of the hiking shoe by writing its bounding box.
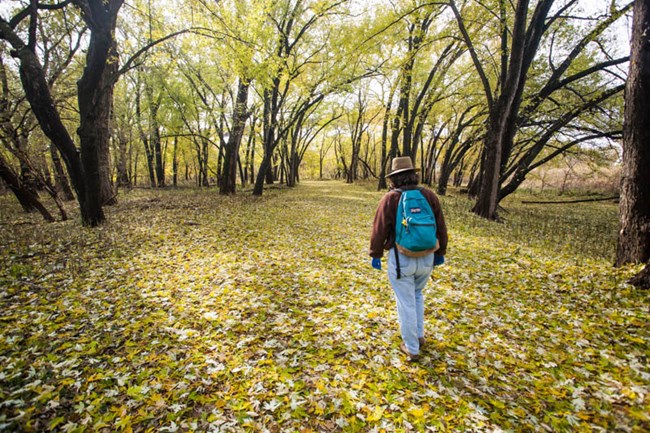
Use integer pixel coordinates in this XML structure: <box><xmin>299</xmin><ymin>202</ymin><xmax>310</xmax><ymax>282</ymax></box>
<box><xmin>400</xmin><ymin>342</ymin><xmax>419</xmax><ymax>362</ymax></box>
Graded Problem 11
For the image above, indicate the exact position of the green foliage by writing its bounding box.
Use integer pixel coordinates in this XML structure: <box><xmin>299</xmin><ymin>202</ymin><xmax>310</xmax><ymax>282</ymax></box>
<box><xmin>0</xmin><ymin>182</ymin><xmax>647</xmax><ymax>432</ymax></box>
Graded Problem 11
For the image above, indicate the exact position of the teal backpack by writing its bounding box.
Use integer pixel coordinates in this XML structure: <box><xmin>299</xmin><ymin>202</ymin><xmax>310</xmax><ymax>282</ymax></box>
<box><xmin>393</xmin><ymin>188</ymin><xmax>437</xmax><ymax>277</ymax></box>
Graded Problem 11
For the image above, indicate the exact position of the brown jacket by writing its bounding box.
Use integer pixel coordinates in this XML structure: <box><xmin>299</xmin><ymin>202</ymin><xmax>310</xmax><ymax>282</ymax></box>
<box><xmin>369</xmin><ymin>185</ymin><xmax>448</xmax><ymax>259</ymax></box>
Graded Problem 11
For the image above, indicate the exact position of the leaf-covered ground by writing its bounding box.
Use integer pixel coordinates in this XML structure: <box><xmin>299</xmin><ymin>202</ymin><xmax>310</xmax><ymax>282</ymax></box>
<box><xmin>0</xmin><ymin>181</ymin><xmax>648</xmax><ymax>432</ymax></box>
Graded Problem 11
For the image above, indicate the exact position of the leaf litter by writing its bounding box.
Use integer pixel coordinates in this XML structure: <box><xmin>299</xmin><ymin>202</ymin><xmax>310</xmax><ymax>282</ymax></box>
<box><xmin>0</xmin><ymin>181</ymin><xmax>648</xmax><ymax>432</ymax></box>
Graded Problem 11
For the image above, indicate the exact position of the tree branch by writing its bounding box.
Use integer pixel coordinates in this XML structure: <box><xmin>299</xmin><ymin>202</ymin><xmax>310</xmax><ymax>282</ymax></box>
<box><xmin>115</xmin><ymin>29</ymin><xmax>191</xmax><ymax>79</ymax></box>
<box><xmin>449</xmin><ymin>0</ymin><xmax>494</xmax><ymax>109</ymax></box>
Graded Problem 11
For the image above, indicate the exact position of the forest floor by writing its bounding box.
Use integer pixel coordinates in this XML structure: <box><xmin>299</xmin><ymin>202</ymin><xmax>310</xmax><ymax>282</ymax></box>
<box><xmin>0</xmin><ymin>180</ymin><xmax>648</xmax><ymax>433</ymax></box>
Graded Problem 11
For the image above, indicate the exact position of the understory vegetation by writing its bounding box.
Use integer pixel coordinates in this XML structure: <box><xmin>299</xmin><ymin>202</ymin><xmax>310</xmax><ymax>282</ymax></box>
<box><xmin>0</xmin><ymin>182</ymin><xmax>648</xmax><ymax>432</ymax></box>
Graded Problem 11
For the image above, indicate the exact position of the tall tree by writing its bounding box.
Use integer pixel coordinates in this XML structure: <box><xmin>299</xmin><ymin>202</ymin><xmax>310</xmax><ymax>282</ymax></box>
<box><xmin>0</xmin><ymin>1</ymin><xmax>124</xmax><ymax>226</ymax></box>
<box><xmin>616</xmin><ymin>0</ymin><xmax>650</xmax><ymax>288</ymax></box>
<box><xmin>390</xmin><ymin>5</ymin><xmax>435</xmax><ymax>159</ymax></box>
<box><xmin>345</xmin><ymin>89</ymin><xmax>369</xmax><ymax>184</ymax></box>
<box><xmin>221</xmin><ymin>78</ymin><xmax>250</xmax><ymax>194</ymax></box>
<box><xmin>496</xmin><ymin>2</ymin><xmax>631</xmax><ymax>202</ymax></box>
<box><xmin>253</xmin><ymin>0</ymin><xmax>333</xmax><ymax>195</ymax></box>
<box><xmin>452</xmin><ymin>0</ymin><xmax>631</xmax><ymax>219</ymax></box>
<box><xmin>453</xmin><ymin>0</ymin><xmax>540</xmax><ymax>220</ymax></box>
<box><xmin>74</xmin><ymin>0</ymin><xmax>124</xmax><ymax>210</ymax></box>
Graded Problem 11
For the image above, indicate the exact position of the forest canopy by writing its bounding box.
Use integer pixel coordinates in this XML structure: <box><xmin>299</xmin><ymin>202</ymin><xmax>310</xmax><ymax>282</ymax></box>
<box><xmin>0</xmin><ymin>0</ymin><xmax>631</xmax><ymax>224</ymax></box>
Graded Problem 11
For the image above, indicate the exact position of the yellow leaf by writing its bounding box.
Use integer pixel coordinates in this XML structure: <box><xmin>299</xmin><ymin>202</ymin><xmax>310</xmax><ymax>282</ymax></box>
<box><xmin>408</xmin><ymin>407</ymin><xmax>425</xmax><ymax>419</ymax></box>
<box><xmin>87</xmin><ymin>372</ymin><xmax>104</xmax><ymax>382</ymax></box>
<box><xmin>49</xmin><ymin>416</ymin><xmax>66</xmax><ymax>430</ymax></box>
<box><xmin>367</xmin><ymin>405</ymin><xmax>385</xmax><ymax>422</ymax></box>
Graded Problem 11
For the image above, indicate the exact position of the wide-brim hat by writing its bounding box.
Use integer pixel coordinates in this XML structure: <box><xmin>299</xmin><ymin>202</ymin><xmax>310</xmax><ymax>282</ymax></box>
<box><xmin>386</xmin><ymin>156</ymin><xmax>420</xmax><ymax>177</ymax></box>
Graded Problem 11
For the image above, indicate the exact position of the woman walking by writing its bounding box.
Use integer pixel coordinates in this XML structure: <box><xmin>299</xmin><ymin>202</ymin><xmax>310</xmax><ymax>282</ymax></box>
<box><xmin>369</xmin><ymin>156</ymin><xmax>448</xmax><ymax>361</ymax></box>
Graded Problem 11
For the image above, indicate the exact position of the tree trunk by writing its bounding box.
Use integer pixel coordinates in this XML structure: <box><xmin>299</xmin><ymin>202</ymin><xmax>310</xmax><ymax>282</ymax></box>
<box><xmin>151</xmin><ymin>101</ymin><xmax>164</xmax><ymax>188</ymax></box>
<box><xmin>243</xmin><ymin>115</ymin><xmax>256</xmax><ymax>185</ymax></box>
<box><xmin>140</xmin><ymin>78</ymin><xmax>164</xmax><ymax>187</ymax></box>
<box><xmin>472</xmin><ymin>112</ymin><xmax>505</xmax><ymax>219</ymax></box>
<box><xmin>172</xmin><ymin>137</ymin><xmax>178</xmax><ymax>187</ymax></box>
<box><xmin>616</xmin><ymin>0</ymin><xmax>650</xmax><ymax>267</ymax></box>
<box><xmin>471</xmin><ymin>0</ymin><xmax>530</xmax><ymax>220</ymax></box>
<box><xmin>135</xmin><ymin>82</ymin><xmax>156</xmax><ymax>187</ymax></box>
<box><xmin>18</xmin><ymin>155</ymin><xmax>39</xmax><ymax>195</ymax></box>
<box><xmin>347</xmin><ymin>96</ymin><xmax>365</xmax><ymax>184</ymax></box>
<box><xmin>116</xmin><ymin>132</ymin><xmax>131</xmax><ymax>188</ymax></box>
<box><xmin>377</xmin><ymin>88</ymin><xmax>395</xmax><ymax>190</ymax></box>
<box><xmin>238</xmin><ymin>155</ymin><xmax>245</xmax><ymax>187</ymax></box>
<box><xmin>0</xmin><ymin>153</ymin><xmax>54</xmax><ymax>221</ymax></box>
<box><xmin>77</xmin><ymin>33</ymin><xmax>117</xmax><ymax>213</ymax></box>
<box><xmin>453</xmin><ymin>162</ymin><xmax>465</xmax><ymax>187</ymax></box>
<box><xmin>253</xmin><ymin>153</ymin><xmax>272</xmax><ymax>196</ymax></box>
<box><xmin>437</xmin><ymin>156</ymin><xmax>453</xmax><ymax>196</ymax></box>
<box><xmin>466</xmin><ymin>154</ymin><xmax>482</xmax><ymax>198</ymax></box>
<box><xmin>97</xmin><ymin>107</ymin><xmax>115</xmax><ymax>203</ymax></box>
<box><xmin>628</xmin><ymin>261</ymin><xmax>650</xmax><ymax>289</ymax></box>
<box><xmin>221</xmin><ymin>79</ymin><xmax>250</xmax><ymax>195</ymax></box>
<box><xmin>144</xmin><ymin>138</ymin><xmax>156</xmax><ymax>187</ymax></box>
<box><xmin>50</xmin><ymin>144</ymin><xmax>75</xmax><ymax>200</ymax></box>
<box><xmin>257</xmin><ymin>89</ymin><xmax>278</xmax><ymax>192</ymax></box>
<box><xmin>75</xmin><ymin>0</ymin><xmax>126</xmax><ymax>221</ymax></box>
<box><xmin>202</xmin><ymin>137</ymin><xmax>210</xmax><ymax>187</ymax></box>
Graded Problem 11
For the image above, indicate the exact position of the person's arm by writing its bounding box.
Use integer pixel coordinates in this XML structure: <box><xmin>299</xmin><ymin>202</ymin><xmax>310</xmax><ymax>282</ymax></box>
<box><xmin>369</xmin><ymin>193</ymin><xmax>397</xmax><ymax>258</ymax></box>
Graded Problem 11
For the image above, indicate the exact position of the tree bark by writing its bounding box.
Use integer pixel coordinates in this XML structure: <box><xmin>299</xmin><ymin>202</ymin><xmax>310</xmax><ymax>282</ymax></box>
<box><xmin>255</xmin><ymin>85</ymin><xmax>279</xmax><ymax>195</ymax></box>
<box><xmin>628</xmin><ymin>261</ymin><xmax>650</xmax><ymax>289</ymax></box>
<box><xmin>221</xmin><ymin>78</ymin><xmax>250</xmax><ymax>195</ymax></box>
<box><xmin>147</xmin><ymin>86</ymin><xmax>164</xmax><ymax>188</ymax></box>
<box><xmin>253</xmin><ymin>153</ymin><xmax>272</xmax><ymax>196</ymax></box>
<box><xmin>115</xmin><ymin>131</ymin><xmax>131</xmax><ymax>188</ymax></box>
<box><xmin>616</xmin><ymin>0</ymin><xmax>650</xmax><ymax>267</ymax></box>
<box><xmin>135</xmin><ymin>80</ymin><xmax>156</xmax><ymax>187</ymax></box>
<box><xmin>172</xmin><ymin>137</ymin><xmax>178</xmax><ymax>187</ymax></box>
<box><xmin>377</xmin><ymin>86</ymin><xmax>395</xmax><ymax>190</ymax></box>
<box><xmin>75</xmin><ymin>0</ymin><xmax>125</xmax><ymax>213</ymax></box>
<box><xmin>50</xmin><ymin>144</ymin><xmax>75</xmax><ymax>200</ymax></box>
<box><xmin>0</xmin><ymin>153</ymin><xmax>54</xmax><ymax>222</ymax></box>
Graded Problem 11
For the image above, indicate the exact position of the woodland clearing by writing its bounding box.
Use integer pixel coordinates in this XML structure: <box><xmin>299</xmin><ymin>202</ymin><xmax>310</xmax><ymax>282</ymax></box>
<box><xmin>0</xmin><ymin>181</ymin><xmax>648</xmax><ymax>432</ymax></box>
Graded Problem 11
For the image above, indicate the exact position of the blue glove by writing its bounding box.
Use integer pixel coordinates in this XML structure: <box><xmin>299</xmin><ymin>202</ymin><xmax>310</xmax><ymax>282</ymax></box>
<box><xmin>434</xmin><ymin>254</ymin><xmax>445</xmax><ymax>267</ymax></box>
<box><xmin>371</xmin><ymin>258</ymin><xmax>382</xmax><ymax>270</ymax></box>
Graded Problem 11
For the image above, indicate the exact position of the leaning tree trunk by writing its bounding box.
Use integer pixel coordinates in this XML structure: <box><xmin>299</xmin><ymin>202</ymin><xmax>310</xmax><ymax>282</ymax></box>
<box><xmin>616</xmin><ymin>0</ymin><xmax>650</xmax><ymax>275</ymax></box>
<box><xmin>0</xmin><ymin>153</ymin><xmax>54</xmax><ymax>222</ymax></box>
<box><xmin>253</xmin><ymin>153</ymin><xmax>273</xmax><ymax>196</ymax></box>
